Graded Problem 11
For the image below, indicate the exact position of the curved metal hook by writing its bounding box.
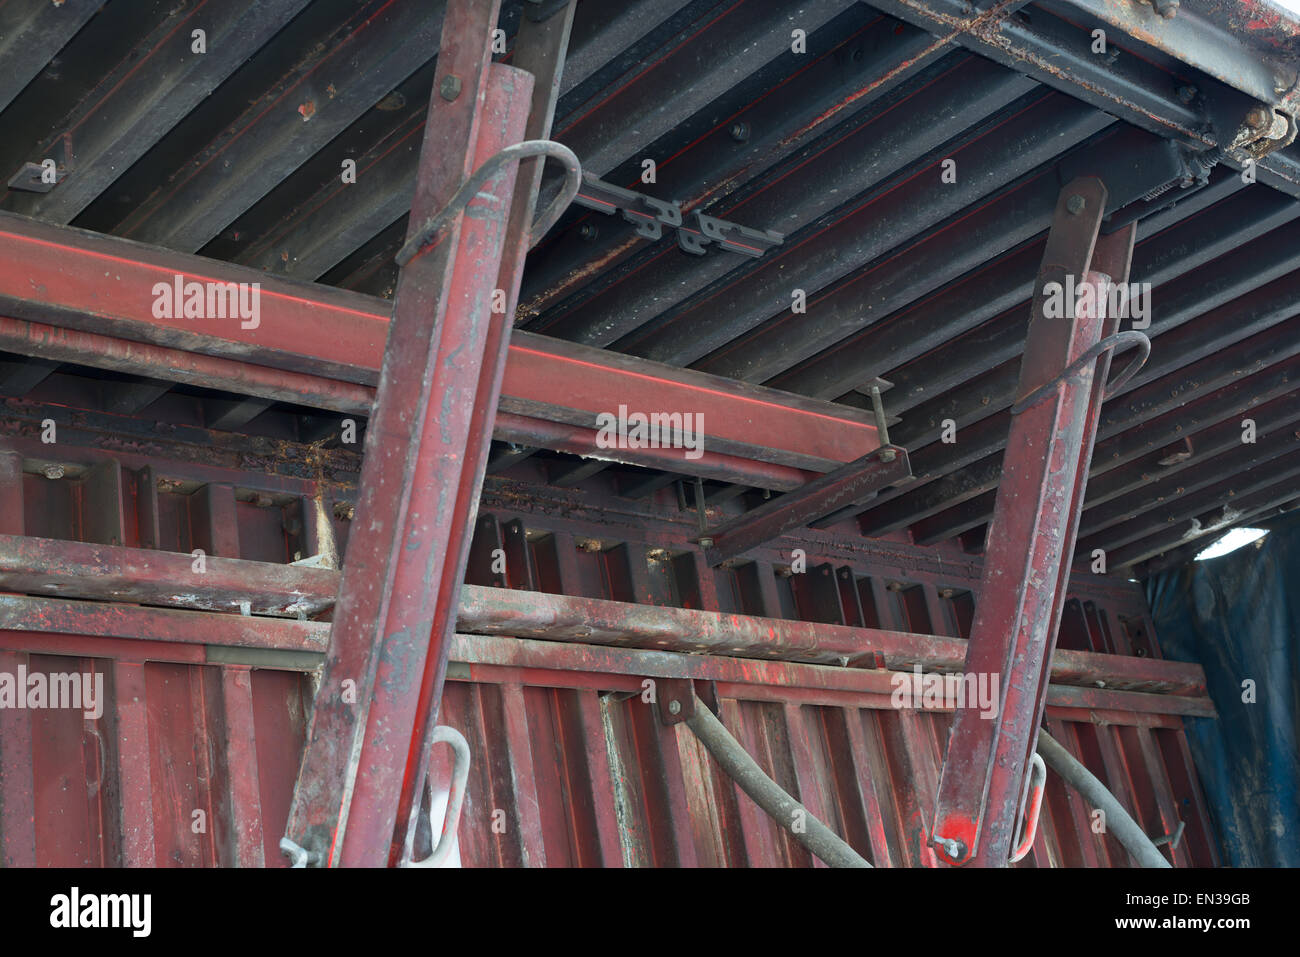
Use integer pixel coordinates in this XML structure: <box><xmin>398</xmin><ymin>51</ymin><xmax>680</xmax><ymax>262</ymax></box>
<box><xmin>1008</xmin><ymin>752</ymin><xmax>1047</xmax><ymax>864</ymax></box>
<box><xmin>395</xmin><ymin>140</ymin><xmax>581</xmax><ymax>267</ymax></box>
<box><xmin>1011</xmin><ymin>330</ymin><xmax>1152</xmax><ymax>415</ymax></box>
<box><xmin>402</xmin><ymin>725</ymin><xmax>471</xmax><ymax>868</ymax></box>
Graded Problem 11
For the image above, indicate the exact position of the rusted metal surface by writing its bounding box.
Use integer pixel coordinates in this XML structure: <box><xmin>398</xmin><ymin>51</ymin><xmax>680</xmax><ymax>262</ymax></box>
<box><xmin>0</xmin><ymin>424</ymin><xmax>1219</xmax><ymax>866</ymax></box>
<box><xmin>0</xmin><ymin>211</ymin><xmax>883</xmax><ymax>485</ymax></box>
<box><xmin>931</xmin><ymin>180</ymin><xmax>1132</xmax><ymax>867</ymax></box>
<box><xmin>0</xmin><ymin>532</ymin><xmax>1209</xmax><ymax>700</ymax></box>
<box><xmin>286</xmin><ymin>0</ymin><xmax>533</xmax><ymax>868</ymax></box>
<box><xmin>701</xmin><ymin>446</ymin><xmax>912</xmax><ymax>565</ymax></box>
<box><xmin>0</xmin><ymin>0</ymin><xmax>1265</xmax><ymax>869</ymax></box>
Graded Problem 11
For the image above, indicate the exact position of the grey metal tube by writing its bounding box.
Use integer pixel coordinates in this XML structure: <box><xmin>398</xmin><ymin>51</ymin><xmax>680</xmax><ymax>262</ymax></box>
<box><xmin>1036</xmin><ymin>730</ymin><xmax>1172</xmax><ymax>868</ymax></box>
<box><xmin>684</xmin><ymin>702</ymin><xmax>872</xmax><ymax>868</ymax></box>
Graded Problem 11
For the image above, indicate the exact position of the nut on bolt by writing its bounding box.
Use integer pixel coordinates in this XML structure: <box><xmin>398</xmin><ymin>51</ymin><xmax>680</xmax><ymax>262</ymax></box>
<box><xmin>1247</xmin><ymin>105</ymin><xmax>1272</xmax><ymax>131</ymax></box>
<box><xmin>935</xmin><ymin>835</ymin><xmax>966</xmax><ymax>861</ymax></box>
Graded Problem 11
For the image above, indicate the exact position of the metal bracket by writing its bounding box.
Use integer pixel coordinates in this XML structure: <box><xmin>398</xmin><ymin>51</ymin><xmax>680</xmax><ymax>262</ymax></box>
<box><xmin>574</xmin><ymin>172</ymin><xmax>682</xmax><ymax>241</ymax></box>
<box><xmin>1227</xmin><ymin>104</ymin><xmax>1299</xmax><ymax>162</ymax></box>
<box><xmin>678</xmin><ymin>211</ymin><xmax>785</xmax><ymax>258</ymax></box>
<box><xmin>8</xmin><ymin>134</ymin><xmax>73</xmax><ymax>194</ymax></box>
<box><xmin>1151</xmin><ymin>819</ymin><xmax>1186</xmax><ymax>851</ymax></box>
<box><xmin>573</xmin><ymin>173</ymin><xmax>783</xmax><ymax>257</ymax></box>
<box><xmin>656</xmin><ymin>678</ymin><xmax>696</xmax><ymax>726</ymax></box>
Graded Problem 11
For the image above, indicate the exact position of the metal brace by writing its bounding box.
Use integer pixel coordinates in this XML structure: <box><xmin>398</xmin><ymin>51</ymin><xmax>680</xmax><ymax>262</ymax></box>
<box><xmin>573</xmin><ymin>173</ymin><xmax>783</xmax><ymax>258</ymax></box>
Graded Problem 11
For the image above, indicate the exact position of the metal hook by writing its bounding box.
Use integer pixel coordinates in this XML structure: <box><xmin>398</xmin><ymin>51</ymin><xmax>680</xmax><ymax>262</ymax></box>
<box><xmin>1009</xmin><ymin>752</ymin><xmax>1047</xmax><ymax>863</ymax></box>
<box><xmin>402</xmin><ymin>725</ymin><xmax>471</xmax><ymax>868</ymax></box>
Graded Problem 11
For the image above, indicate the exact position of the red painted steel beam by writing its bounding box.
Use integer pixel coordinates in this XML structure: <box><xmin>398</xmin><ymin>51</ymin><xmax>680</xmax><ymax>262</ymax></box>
<box><xmin>930</xmin><ymin>179</ymin><xmax>1136</xmax><ymax>867</ymax></box>
<box><xmin>455</xmin><ymin>585</ymin><xmax>1205</xmax><ymax>697</ymax></box>
<box><xmin>0</xmin><ymin>593</ymin><xmax>328</xmax><ymax>657</ymax></box>
<box><xmin>0</xmin><ymin>534</ymin><xmax>337</xmax><ymax>617</ymax></box>
<box><xmin>0</xmin><ymin>534</ymin><xmax>1207</xmax><ymax>697</ymax></box>
<box><xmin>285</xmin><ymin>0</ymin><xmax>534</xmax><ymax>869</ymax></box>
<box><xmin>700</xmin><ymin>446</ymin><xmax>912</xmax><ymax>565</ymax></box>
<box><xmin>0</xmin><ymin>221</ymin><xmax>880</xmax><ymax>480</ymax></box>
<box><xmin>450</xmin><ymin>635</ymin><xmax>1214</xmax><ymax>719</ymax></box>
<box><xmin>391</xmin><ymin>2</ymin><xmax>582</xmax><ymax>867</ymax></box>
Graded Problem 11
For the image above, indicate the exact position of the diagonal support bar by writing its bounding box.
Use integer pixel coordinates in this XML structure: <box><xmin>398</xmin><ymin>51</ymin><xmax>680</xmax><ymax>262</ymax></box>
<box><xmin>930</xmin><ymin>178</ymin><xmax>1138</xmax><ymax>866</ymax></box>
<box><xmin>700</xmin><ymin>446</ymin><xmax>912</xmax><ymax>566</ymax></box>
<box><xmin>283</xmin><ymin>0</ymin><xmax>535</xmax><ymax>868</ymax></box>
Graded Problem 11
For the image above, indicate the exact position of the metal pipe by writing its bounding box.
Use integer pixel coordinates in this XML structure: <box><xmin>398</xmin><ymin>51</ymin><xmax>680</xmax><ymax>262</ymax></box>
<box><xmin>683</xmin><ymin>701</ymin><xmax>872</xmax><ymax>868</ymax></box>
<box><xmin>1036</xmin><ymin>730</ymin><xmax>1171</xmax><ymax>868</ymax></box>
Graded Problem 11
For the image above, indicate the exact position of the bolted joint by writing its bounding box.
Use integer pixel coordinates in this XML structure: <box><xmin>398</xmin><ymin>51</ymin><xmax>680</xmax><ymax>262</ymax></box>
<box><xmin>934</xmin><ymin>835</ymin><xmax>967</xmax><ymax>863</ymax></box>
<box><xmin>438</xmin><ymin>74</ymin><xmax>463</xmax><ymax>102</ymax></box>
<box><xmin>657</xmin><ymin>678</ymin><xmax>696</xmax><ymax>725</ymax></box>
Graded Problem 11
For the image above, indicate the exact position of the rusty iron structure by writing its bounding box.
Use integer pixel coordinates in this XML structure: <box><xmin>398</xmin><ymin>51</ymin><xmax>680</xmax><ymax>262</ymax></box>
<box><xmin>0</xmin><ymin>0</ymin><xmax>1295</xmax><ymax>868</ymax></box>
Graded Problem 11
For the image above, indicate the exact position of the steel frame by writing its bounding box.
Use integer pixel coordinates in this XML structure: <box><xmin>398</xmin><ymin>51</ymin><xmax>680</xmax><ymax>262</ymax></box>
<box><xmin>0</xmin><ymin>0</ymin><xmax>1256</xmax><ymax>869</ymax></box>
<box><xmin>931</xmin><ymin>179</ymin><xmax>1139</xmax><ymax>866</ymax></box>
<box><xmin>0</xmin><ymin>407</ymin><xmax>1218</xmax><ymax>866</ymax></box>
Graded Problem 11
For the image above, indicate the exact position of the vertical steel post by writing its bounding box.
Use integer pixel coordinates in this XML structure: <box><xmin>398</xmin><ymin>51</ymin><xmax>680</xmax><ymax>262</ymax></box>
<box><xmin>930</xmin><ymin>178</ymin><xmax>1137</xmax><ymax>866</ymax></box>
<box><xmin>392</xmin><ymin>1</ymin><xmax>577</xmax><ymax>866</ymax></box>
<box><xmin>284</xmin><ymin>0</ymin><xmax>535</xmax><ymax>867</ymax></box>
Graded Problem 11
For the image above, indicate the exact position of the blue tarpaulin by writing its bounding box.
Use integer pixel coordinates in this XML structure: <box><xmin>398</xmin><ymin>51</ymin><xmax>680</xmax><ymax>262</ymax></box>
<box><xmin>1146</xmin><ymin>512</ymin><xmax>1300</xmax><ymax>867</ymax></box>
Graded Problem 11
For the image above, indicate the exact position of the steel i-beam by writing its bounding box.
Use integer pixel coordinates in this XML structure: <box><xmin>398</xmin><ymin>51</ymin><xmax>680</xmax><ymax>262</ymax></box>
<box><xmin>283</xmin><ymin>0</ymin><xmax>537</xmax><ymax>868</ymax></box>
<box><xmin>929</xmin><ymin>178</ymin><xmax>1139</xmax><ymax>866</ymax></box>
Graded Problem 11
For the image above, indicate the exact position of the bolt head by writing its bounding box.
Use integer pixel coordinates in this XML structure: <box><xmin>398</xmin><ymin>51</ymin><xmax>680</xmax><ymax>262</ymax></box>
<box><xmin>1066</xmin><ymin>194</ymin><xmax>1086</xmax><ymax>215</ymax></box>
<box><xmin>729</xmin><ymin>121</ymin><xmax>750</xmax><ymax>143</ymax></box>
<box><xmin>439</xmin><ymin>74</ymin><xmax>463</xmax><ymax>101</ymax></box>
<box><xmin>668</xmin><ymin>700</ymin><xmax>682</xmax><ymax>715</ymax></box>
<box><xmin>42</xmin><ymin>464</ymin><xmax>64</xmax><ymax>480</ymax></box>
<box><xmin>1247</xmin><ymin>106</ymin><xmax>1271</xmax><ymax>130</ymax></box>
<box><xmin>879</xmin><ymin>447</ymin><xmax>897</xmax><ymax>462</ymax></box>
<box><xmin>698</xmin><ymin>536</ymin><xmax>714</xmax><ymax>549</ymax></box>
